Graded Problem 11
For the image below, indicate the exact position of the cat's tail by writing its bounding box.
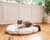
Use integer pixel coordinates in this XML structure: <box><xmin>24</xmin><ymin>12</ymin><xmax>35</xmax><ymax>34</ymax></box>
<box><xmin>33</xmin><ymin>24</ymin><xmax>41</xmax><ymax>31</ymax></box>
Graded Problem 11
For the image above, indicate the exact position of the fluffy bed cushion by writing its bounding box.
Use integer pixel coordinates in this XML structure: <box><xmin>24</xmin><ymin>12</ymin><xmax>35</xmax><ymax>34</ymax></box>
<box><xmin>5</xmin><ymin>24</ymin><xmax>38</xmax><ymax>34</ymax></box>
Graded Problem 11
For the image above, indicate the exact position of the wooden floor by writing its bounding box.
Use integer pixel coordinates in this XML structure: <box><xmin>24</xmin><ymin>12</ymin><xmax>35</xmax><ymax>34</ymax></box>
<box><xmin>0</xmin><ymin>23</ymin><xmax>50</xmax><ymax>40</ymax></box>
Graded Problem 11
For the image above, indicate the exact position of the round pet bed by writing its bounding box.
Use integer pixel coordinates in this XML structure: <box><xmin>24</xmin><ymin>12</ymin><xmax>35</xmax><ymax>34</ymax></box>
<box><xmin>5</xmin><ymin>24</ymin><xmax>38</xmax><ymax>34</ymax></box>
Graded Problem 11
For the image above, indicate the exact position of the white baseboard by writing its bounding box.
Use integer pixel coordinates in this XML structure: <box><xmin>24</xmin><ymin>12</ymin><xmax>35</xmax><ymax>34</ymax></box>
<box><xmin>0</xmin><ymin>21</ymin><xmax>43</xmax><ymax>24</ymax></box>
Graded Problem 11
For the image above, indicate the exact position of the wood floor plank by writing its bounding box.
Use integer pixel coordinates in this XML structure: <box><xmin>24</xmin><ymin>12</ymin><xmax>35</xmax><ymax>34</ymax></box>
<box><xmin>0</xmin><ymin>25</ymin><xmax>8</xmax><ymax>40</ymax></box>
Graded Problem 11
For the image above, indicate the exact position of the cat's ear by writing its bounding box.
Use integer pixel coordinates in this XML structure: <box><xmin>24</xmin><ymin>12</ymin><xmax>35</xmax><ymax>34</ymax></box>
<box><xmin>17</xmin><ymin>20</ymin><xmax>19</xmax><ymax>22</ymax></box>
<box><xmin>21</xmin><ymin>20</ymin><xmax>23</xmax><ymax>21</ymax></box>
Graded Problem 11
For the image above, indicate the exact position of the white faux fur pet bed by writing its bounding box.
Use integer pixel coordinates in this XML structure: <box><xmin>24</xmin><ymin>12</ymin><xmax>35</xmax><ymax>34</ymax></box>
<box><xmin>5</xmin><ymin>24</ymin><xmax>38</xmax><ymax>34</ymax></box>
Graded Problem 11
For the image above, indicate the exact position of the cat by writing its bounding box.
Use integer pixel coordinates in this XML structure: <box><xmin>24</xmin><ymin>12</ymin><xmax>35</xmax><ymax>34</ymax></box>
<box><xmin>17</xmin><ymin>20</ymin><xmax>32</xmax><ymax>28</ymax></box>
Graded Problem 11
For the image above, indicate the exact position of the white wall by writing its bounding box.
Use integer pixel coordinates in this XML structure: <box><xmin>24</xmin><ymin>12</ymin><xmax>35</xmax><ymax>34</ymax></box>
<box><xmin>0</xmin><ymin>2</ymin><xmax>44</xmax><ymax>24</ymax></box>
<box><xmin>0</xmin><ymin>0</ymin><xmax>1</xmax><ymax>2</ymax></box>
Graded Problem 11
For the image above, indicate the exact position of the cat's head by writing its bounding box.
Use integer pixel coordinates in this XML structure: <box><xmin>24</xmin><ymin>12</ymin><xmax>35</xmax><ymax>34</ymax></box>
<box><xmin>17</xmin><ymin>20</ymin><xmax>23</xmax><ymax>24</ymax></box>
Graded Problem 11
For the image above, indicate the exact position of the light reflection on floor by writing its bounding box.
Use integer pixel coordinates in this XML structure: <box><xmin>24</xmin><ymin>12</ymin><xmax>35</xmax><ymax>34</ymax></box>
<box><xmin>28</xmin><ymin>36</ymin><xmax>41</xmax><ymax>40</ymax></box>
